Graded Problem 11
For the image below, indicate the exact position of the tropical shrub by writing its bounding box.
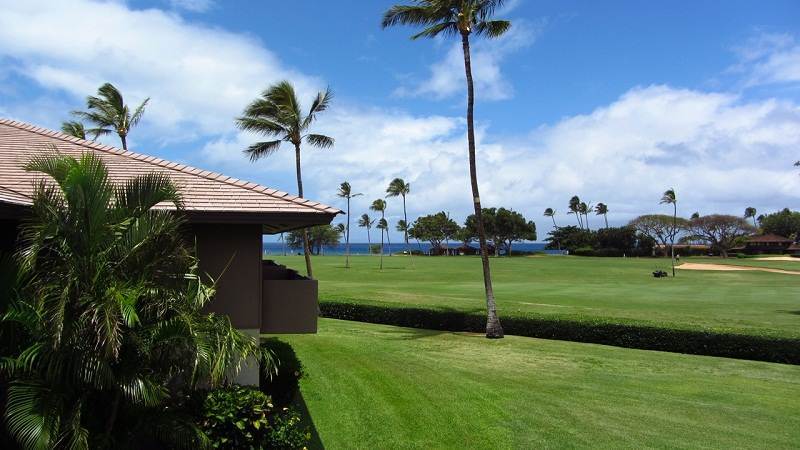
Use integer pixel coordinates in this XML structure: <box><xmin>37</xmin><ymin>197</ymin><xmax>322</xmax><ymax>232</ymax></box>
<box><xmin>321</xmin><ymin>301</ymin><xmax>800</xmax><ymax>365</ymax></box>
<box><xmin>260</xmin><ymin>339</ymin><xmax>304</xmax><ymax>408</ymax></box>
<box><xmin>192</xmin><ymin>385</ymin><xmax>309</xmax><ymax>450</ymax></box>
<box><xmin>0</xmin><ymin>153</ymin><xmax>269</xmax><ymax>449</ymax></box>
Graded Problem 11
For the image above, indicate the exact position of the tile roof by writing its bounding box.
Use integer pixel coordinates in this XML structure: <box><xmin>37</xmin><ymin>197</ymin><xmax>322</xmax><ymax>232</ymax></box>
<box><xmin>0</xmin><ymin>119</ymin><xmax>341</xmax><ymax>219</ymax></box>
<box><xmin>745</xmin><ymin>234</ymin><xmax>794</xmax><ymax>243</ymax></box>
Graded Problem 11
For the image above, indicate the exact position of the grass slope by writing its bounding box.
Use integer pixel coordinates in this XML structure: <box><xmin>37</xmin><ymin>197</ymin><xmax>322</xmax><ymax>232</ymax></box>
<box><xmin>278</xmin><ymin>319</ymin><xmax>800</xmax><ymax>449</ymax></box>
<box><xmin>269</xmin><ymin>255</ymin><xmax>800</xmax><ymax>339</ymax></box>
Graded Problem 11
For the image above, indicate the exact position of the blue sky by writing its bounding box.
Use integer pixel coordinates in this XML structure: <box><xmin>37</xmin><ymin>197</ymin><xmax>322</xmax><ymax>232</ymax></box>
<box><xmin>1</xmin><ymin>0</ymin><xmax>799</xmax><ymax>241</ymax></box>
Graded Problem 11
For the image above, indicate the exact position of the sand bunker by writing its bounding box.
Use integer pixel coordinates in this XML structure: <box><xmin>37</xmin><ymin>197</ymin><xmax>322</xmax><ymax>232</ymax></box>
<box><xmin>752</xmin><ymin>256</ymin><xmax>800</xmax><ymax>262</ymax></box>
<box><xmin>677</xmin><ymin>262</ymin><xmax>800</xmax><ymax>275</ymax></box>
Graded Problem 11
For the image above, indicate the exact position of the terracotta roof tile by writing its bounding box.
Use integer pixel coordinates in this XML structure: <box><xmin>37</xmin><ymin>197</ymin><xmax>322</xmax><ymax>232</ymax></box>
<box><xmin>0</xmin><ymin>119</ymin><xmax>341</xmax><ymax>217</ymax></box>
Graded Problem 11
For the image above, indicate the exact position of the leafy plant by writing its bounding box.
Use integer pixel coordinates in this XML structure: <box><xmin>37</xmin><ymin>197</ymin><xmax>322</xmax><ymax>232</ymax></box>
<box><xmin>0</xmin><ymin>152</ymin><xmax>269</xmax><ymax>449</ymax></box>
<box><xmin>194</xmin><ymin>385</ymin><xmax>309</xmax><ymax>450</ymax></box>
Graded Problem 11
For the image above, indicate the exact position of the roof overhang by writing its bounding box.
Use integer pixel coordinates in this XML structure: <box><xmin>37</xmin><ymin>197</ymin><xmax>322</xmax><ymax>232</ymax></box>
<box><xmin>0</xmin><ymin>200</ymin><xmax>339</xmax><ymax>234</ymax></box>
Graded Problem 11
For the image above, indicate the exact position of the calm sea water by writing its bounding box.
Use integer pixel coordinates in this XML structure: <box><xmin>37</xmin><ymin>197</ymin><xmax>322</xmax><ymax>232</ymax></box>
<box><xmin>262</xmin><ymin>242</ymin><xmax>557</xmax><ymax>256</ymax></box>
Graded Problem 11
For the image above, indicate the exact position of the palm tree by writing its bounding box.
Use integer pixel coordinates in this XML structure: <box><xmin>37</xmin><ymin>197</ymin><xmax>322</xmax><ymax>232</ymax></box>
<box><xmin>579</xmin><ymin>201</ymin><xmax>591</xmax><ymax>231</ymax></box>
<box><xmin>691</xmin><ymin>212</ymin><xmax>700</xmax><ymax>220</ymax></box>
<box><xmin>337</xmin><ymin>181</ymin><xmax>362</xmax><ymax>269</ymax></box>
<box><xmin>386</xmin><ymin>178</ymin><xmax>411</xmax><ymax>257</ymax></box>
<box><xmin>1</xmin><ymin>152</ymin><xmax>265</xmax><ymax>449</ymax></box>
<box><xmin>595</xmin><ymin>202</ymin><xmax>609</xmax><ymax>228</ymax></box>
<box><xmin>744</xmin><ymin>207</ymin><xmax>757</xmax><ymax>228</ymax></box>
<box><xmin>236</xmin><ymin>80</ymin><xmax>334</xmax><ymax>279</ymax></box>
<box><xmin>568</xmin><ymin>195</ymin><xmax>583</xmax><ymax>229</ymax></box>
<box><xmin>660</xmin><ymin>188</ymin><xmax>678</xmax><ymax>277</ymax></box>
<box><xmin>358</xmin><ymin>213</ymin><xmax>375</xmax><ymax>249</ymax></box>
<box><xmin>370</xmin><ymin>199</ymin><xmax>388</xmax><ymax>256</ymax></box>
<box><xmin>61</xmin><ymin>120</ymin><xmax>89</xmax><ymax>140</ymax></box>
<box><xmin>376</xmin><ymin>218</ymin><xmax>389</xmax><ymax>270</ymax></box>
<box><xmin>383</xmin><ymin>0</ymin><xmax>510</xmax><ymax>338</ymax></box>
<box><xmin>543</xmin><ymin>207</ymin><xmax>558</xmax><ymax>229</ymax></box>
<box><xmin>72</xmin><ymin>82</ymin><xmax>149</xmax><ymax>150</ymax></box>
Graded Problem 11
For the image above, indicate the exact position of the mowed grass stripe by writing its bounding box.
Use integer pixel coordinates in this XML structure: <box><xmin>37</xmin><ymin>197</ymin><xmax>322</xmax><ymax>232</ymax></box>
<box><xmin>269</xmin><ymin>255</ymin><xmax>800</xmax><ymax>339</ymax></box>
<box><xmin>277</xmin><ymin>319</ymin><xmax>800</xmax><ymax>449</ymax></box>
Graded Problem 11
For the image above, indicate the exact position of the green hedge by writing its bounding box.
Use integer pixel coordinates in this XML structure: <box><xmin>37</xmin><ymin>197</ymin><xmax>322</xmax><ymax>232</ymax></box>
<box><xmin>321</xmin><ymin>301</ymin><xmax>800</xmax><ymax>365</ymax></box>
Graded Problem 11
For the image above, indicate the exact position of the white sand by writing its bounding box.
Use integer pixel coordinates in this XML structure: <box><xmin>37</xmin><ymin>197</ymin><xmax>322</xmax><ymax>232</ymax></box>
<box><xmin>677</xmin><ymin>262</ymin><xmax>800</xmax><ymax>275</ymax></box>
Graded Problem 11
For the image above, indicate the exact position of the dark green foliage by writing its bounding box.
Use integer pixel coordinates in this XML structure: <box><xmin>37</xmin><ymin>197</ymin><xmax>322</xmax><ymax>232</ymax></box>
<box><xmin>0</xmin><ymin>153</ymin><xmax>267</xmax><ymax>449</ymax></box>
<box><xmin>192</xmin><ymin>385</ymin><xmax>309</xmax><ymax>450</ymax></box>
<box><xmin>546</xmin><ymin>226</ymin><xmax>652</xmax><ymax>256</ymax></box>
<box><xmin>464</xmin><ymin>207</ymin><xmax>536</xmax><ymax>255</ymax></box>
<box><xmin>286</xmin><ymin>225</ymin><xmax>342</xmax><ymax>255</ymax></box>
<box><xmin>321</xmin><ymin>301</ymin><xmax>800</xmax><ymax>365</ymax></box>
<box><xmin>759</xmin><ymin>208</ymin><xmax>800</xmax><ymax>240</ymax></box>
<box><xmin>408</xmin><ymin>211</ymin><xmax>459</xmax><ymax>253</ymax></box>
<box><xmin>260</xmin><ymin>339</ymin><xmax>304</xmax><ymax>408</ymax></box>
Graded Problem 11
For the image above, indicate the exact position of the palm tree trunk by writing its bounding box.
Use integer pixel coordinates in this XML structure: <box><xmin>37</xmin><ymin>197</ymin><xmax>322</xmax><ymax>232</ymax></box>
<box><xmin>671</xmin><ymin>203</ymin><xmax>676</xmax><ymax>277</ymax></box>
<box><xmin>379</xmin><ymin>226</ymin><xmax>384</xmax><ymax>270</ymax></box>
<box><xmin>120</xmin><ymin>134</ymin><xmax>127</xmax><ymax>151</ymax></box>
<box><xmin>402</xmin><ymin>194</ymin><xmax>413</xmax><ymax>265</ymax></box>
<box><xmin>345</xmin><ymin>197</ymin><xmax>351</xmax><ymax>269</ymax></box>
<box><xmin>604</xmin><ymin>213</ymin><xmax>609</xmax><ymax>229</ymax></box>
<box><xmin>551</xmin><ymin>216</ymin><xmax>557</xmax><ymax>229</ymax></box>
<box><xmin>462</xmin><ymin>33</ymin><xmax>503</xmax><ymax>338</ymax></box>
<box><xmin>293</xmin><ymin>143</ymin><xmax>313</xmax><ymax>279</ymax></box>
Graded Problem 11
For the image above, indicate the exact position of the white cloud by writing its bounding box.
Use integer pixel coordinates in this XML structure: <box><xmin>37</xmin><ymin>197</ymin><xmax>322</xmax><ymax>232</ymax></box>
<box><xmin>0</xmin><ymin>0</ymin><xmax>321</xmax><ymax>139</ymax></box>
<box><xmin>394</xmin><ymin>19</ymin><xmax>546</xmax><ymax>101</ymax></box>
<box><xmin>731</xmin><ymin>32</ymin><xmax>800</xmax><ymax>87</ymax></box>
<box><xmin>168</xmin><ymin>0</ymin><xmax>214</xmax><ymax>13</ymax></box>
<box><xmin>201</xmin><ymin>85</ymin><xmax>800</xmax><ymax>240</ymax></box>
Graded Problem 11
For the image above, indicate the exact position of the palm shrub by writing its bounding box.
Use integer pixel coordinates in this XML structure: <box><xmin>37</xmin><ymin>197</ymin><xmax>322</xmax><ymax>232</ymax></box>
<box><xmin>0</xmin><ymin>152</ymin><xmax>269</xmax><ymax>449</ymax></box>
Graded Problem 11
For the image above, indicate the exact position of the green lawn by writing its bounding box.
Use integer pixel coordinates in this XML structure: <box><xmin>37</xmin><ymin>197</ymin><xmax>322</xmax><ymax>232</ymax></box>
<box><xmin>277</xmin><ymin>319</ymin><xmax>800</xmax><ymax>449</ymax></box>
<box><xmin>270</xmin><ymin>255</ymin><xmax>800</xmax><ymax>339</ymax></box>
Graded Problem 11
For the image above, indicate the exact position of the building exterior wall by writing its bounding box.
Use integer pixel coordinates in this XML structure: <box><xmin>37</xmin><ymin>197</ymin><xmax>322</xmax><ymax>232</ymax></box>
<box><xmin>191</xmin><ymin>223</ymin><xmax>263</xmax><ymax>330</ymax></box>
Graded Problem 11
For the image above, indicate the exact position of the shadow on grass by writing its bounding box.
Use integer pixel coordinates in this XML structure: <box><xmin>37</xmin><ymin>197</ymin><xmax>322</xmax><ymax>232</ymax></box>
<box><xmin>292</xmin><ymin>390</ymin><xmax>324</xmax><ymax>450</ymax></box>
<box><xmin>778</xmin><ymin>310</ymin><xmax>800</xmax><ymax>316</ymax></box>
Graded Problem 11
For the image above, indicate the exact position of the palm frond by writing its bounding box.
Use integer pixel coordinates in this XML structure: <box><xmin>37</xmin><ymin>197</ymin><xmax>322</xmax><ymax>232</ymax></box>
<box><xmin>114</xmin><ymin>172</ymin><xmax>183</xmax><ymax>215</ymax></box>
<box><xmin>411</xmin><ymin>21</ymin><xmax>459</xmax><ymax>39</ymax></box>
<box><xmin>473</xmin><ymin>19</ymin><xmax>510</xmax><ymax>38</ymax></box>
<box><xmin>305</xmin><ymin>133</ymin><xmax>334</xmax><ymax>149</ymax></box>
<box><xmin>61</xmin><ymin>121</ymin><xmax>87</xmax><ymax>140</ymax></box>
<box><xmin>243</xmin><ymin>140</ymin><xmax>283</xmax><ymax>162</ymax></box>
<box><xmin>235</xmin><ymin>116</ymin><xmax>287</xmax><ymax>136</ymax></box>
<box><xmin>382</xmin><ymin>4</ymin><xmax>443</xmax><ymax>28</ymax></box>
<box><xmin>129</xmin><ymin>98</ymin><xmax>150</xmax><ymax>128</ymax></box>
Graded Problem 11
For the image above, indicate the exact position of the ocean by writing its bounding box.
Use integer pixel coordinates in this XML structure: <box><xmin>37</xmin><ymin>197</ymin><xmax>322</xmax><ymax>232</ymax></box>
<box><xmin>262</xmin><ymin>242</ymin><xmax>557</xmax><ymax>256</ymax></box>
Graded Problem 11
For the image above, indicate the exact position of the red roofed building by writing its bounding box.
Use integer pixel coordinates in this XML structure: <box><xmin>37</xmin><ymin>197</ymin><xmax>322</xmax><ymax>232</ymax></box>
<box><xmin>0</xmin><ymin>119</ymin><xmax>341</xmax><ymax>383</ymax></box>
<box><xmin>730</xmin><ymin>234</ymin><xmax>796</xmax><ymax>255</ymax></box>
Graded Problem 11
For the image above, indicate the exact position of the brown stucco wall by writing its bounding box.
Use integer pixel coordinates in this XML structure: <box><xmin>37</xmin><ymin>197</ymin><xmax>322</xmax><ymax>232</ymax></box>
<box><xmin>191</xmin><ymin>223</ymin><xmax>262</xmax><ymax>330</ymax></box>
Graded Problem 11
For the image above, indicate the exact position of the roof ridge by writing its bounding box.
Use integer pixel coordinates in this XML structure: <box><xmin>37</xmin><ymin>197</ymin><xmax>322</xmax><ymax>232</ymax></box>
<box><xmin>0</xmin><ymin>118</ymin><xmax>338</xmax><ymax>214</ymax></box>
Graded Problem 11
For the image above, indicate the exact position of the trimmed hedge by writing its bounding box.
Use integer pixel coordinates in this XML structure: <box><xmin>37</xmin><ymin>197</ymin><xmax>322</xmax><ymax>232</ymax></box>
<box><xmin>321</xmin><ymin>301</ymin><xmax>800</xmax><ymax>365</ymax></box>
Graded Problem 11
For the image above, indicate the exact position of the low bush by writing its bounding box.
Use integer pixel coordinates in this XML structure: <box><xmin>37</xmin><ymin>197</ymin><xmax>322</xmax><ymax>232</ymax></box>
<box><xmin>192</xmin><ymin>385</ymin><xmax>309</xmax><ymax>450</ymax></box>
<box><xmin>321</xmin><ymin>301</ymin><xmax>800</xmax><ymax>365</ymax></box>
<box><xmin>260</xmin><ymin>338</ymin><xmax>304</xmax><ymax>408</ymax></box>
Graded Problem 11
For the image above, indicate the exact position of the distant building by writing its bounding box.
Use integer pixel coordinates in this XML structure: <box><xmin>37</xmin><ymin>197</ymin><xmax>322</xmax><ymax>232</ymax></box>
<box><xmin>730</xmin><ymin>234</ymin><xmax>796</xmax><ymax>255</ymax></box>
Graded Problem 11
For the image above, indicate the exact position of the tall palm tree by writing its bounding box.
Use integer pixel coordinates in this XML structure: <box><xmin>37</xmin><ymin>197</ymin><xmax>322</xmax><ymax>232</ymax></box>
<box><xmin>370</xmin><ymin>199</ymin><xmax>388</xmax><ymax>256</ymax></box>
<box><xmin>337</xmin><ymin>181</ymin><xmax>362</xmax><ymax>269</ymax></box>
<box><xmin>660</xmin><ymin>188</ymin><xmax>678</xmax><ymax>277</ymax></box>
<box><xmin>72</xmin><ymin>82</ymin><xmax>149</xmax><ymax>150</ymax></box>
<box><xmin>61</xmin><ymin>120</ymin><xmax>89</xmax><ymax>140</ymax></box>
<box><xmin>744</xmin><ymin>207</ymin><xmax>757</xmax><ymax>228</ymax></box>
<box><xmin>568</xmin><ymin>195</ymin><xmax>583</xmax><ymax>229</ymax></box>
<box><xmin>579</xmin><ymin>201</ymin><xmax>591</xmax><ymax>231</ymax></box>
<box><xmin>383</xmin><ymin>0</ymin><xmax>510</xmax><ymax>338</ymax></box>
<box><xmin>595</xmin><ymin>202</ymin><xmax>609</xmax><ymax>228</ymax></box>
<box><xmin>691</xmin><ymin>212</ymin><xmax>700</xmax><ymax>220</ymax></box>
<box><xmin>358</xmin><ymin>213</ymin><xmax>375</xmax><ymax>249</ymax></box>
<box><xmin>386</xmin><ymin>178</ymin><xmax>412</xmax><ymax>257</ymax></box>
<box><xmin>1</xmin><ymin>152</ymin><xmax>264</xmax><ymax>449</ymax></box>
<box><xmin>543</xmin><ymin>207</ymin><xmax>558</xmax><ymax>229</ymax></box>
<box><xmin>236</xmin><ymin>80</ymin><xmax>334</xmax><ymax>279</ymax></box>
<box><xmin>376</xmin><ymin>218</ymin><xmax>389</xmax><ymax>270</ymax></box>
